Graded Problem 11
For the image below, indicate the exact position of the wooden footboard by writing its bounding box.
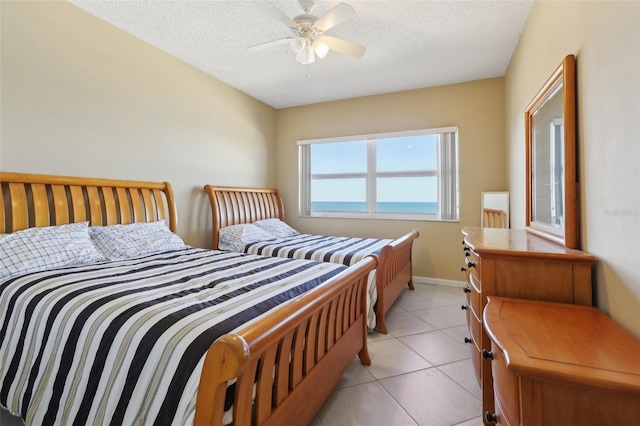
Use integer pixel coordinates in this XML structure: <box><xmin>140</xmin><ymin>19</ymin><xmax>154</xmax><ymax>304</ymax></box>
<box><xmin>374</xmin><ymin>229</ymin><xmax>420</xmax><ymax>334</ymax></box>
<box><xmin>195</xmin><ymin>255</ymin><xmax>377</xmax><ymax>426</ymax></box>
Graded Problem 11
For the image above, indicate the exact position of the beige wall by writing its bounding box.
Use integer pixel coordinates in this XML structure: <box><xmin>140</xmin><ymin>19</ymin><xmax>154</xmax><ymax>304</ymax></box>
<box><xmin>275</xmin><ymin>79</ymin><xmax>507</xmax><ymax>282</ymax></box>
<box><xmin>0</xmin><ymin>1</ymin><xmax>276</xmax><ymax>249</ymax></box>
<box><xmin>505</xmin><ymin>1</ymin><xmax>640</xmax><ymax>336</ymax></box>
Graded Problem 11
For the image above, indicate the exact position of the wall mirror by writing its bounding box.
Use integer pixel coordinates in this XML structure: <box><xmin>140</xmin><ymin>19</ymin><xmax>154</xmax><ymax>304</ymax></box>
<box><xmin>481</xmin><ymin>192</ymin><xmax>509</xmax><ymax>228</ymax></box>
<box><xmin>525</xmin><ymin>54</ymin><xmax>578</xmax><ymax>248</ymax></box>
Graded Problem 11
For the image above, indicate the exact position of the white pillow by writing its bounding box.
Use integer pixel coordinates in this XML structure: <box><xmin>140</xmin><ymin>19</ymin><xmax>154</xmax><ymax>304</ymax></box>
<box><xmin>0</xmin><ymin>222</ymin><xmax>105</xmax><ymax>279</ymax></box>
<box><xmin>218</xmin><ymin>224</ymin><xmax>276</xmax><ymax>252</ymax></box>
<box><xmin>89</xmin><ymin>220</ymin><xmax>187</xmax><ymax>261</ymax></box>
<box><xmin>253</xmin><ymin>218</ymin><xmax>299</xmax><ymax>238</ymax></box>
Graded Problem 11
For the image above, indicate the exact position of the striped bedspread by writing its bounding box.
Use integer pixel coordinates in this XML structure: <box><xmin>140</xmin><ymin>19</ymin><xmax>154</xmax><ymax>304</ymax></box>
<box><xmin>0</xmin><ymin>248</ymin><xmax>346</xmax><ymax>426</ymax></box>
<box><xmin>243</xmin><ymin>234</ymin><xmax>392</xmax><ymax>330</ymax></box>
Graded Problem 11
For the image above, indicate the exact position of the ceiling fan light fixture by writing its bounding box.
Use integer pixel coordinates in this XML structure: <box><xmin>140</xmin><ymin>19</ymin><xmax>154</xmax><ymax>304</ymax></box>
<box><xmin>290</xmin><ymin>36</ymin><xmax>306</xmax><ymax>53</ymax></box>
<box><xmin>296</xmin><ymin>46</ymin><xmax>315</xmax><ymax>64</ymax></box>
<box><xmin>312</xmin><ymin>39</ymin><xmax>329</xmax><ymax>58</ymax></box>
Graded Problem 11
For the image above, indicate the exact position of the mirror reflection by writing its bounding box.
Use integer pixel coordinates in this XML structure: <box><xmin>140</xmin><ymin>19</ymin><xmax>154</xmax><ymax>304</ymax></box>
<box><xmin>481</xmin><ymin>192</ymin><xmax>509</xmax><ymax>228</ymax></box>
<box><xmin>531</xmin><ymin>84</ymin><xmax>564</xmax><ymax>228</ymax></box>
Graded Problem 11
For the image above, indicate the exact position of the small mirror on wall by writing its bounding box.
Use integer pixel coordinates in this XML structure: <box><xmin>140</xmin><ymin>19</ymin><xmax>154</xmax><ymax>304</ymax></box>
<box><xmin>481</xmin><ymin>192</ymin><xmax>509</xmax><ymax>228</ymax></box>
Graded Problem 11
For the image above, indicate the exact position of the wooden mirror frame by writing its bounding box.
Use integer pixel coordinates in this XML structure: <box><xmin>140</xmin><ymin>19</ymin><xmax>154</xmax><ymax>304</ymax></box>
<box><xmin>525</xmin><ymin>54</ymin><xmax>578</xmax><ymax>248</ymax></box>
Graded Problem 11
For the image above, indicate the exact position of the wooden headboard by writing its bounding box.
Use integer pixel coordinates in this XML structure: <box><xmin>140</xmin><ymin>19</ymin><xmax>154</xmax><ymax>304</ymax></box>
<box><xmin>203</xmin><ymin>185</ymin><xmax>284</xmax><ymax>249</ymax></box>
<box><xmin>0</xmin><ymin>172</ymin><xmax>177</xmax><ymax>234</ymax></box>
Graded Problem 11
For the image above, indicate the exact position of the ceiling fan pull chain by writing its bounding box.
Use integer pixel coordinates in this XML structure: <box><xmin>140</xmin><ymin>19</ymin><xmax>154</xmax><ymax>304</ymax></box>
<box><xmin>305</xmin><ymin>63</ymin><xmax>311</xmax><ymax>79</ymax></box>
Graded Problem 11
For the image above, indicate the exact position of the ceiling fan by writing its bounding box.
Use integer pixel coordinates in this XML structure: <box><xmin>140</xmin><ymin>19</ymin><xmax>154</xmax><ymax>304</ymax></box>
<box><xmin>249</xmin><ymin>0</ymin><xmax>365</xmax><ymax>65</ymax></box>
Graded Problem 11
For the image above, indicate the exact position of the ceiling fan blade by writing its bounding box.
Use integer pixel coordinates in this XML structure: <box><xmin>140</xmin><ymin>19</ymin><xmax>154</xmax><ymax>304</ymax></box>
<box><xmin>321</xmin><ymin>35</ymin><xmax>365</xmax><ymax>58</ymax></box>
<box><xmin>248</xmin><ymin>38</ymin><xmax>291</xmax><ymax>52</ymax></box>
<box><xmin>314</xmin><ymin>3</ymin><xmax>355</xmax><ymax>31</ymax></box>
<box><xmin>257</xmin><ymin>0</ymin><xmax>298</xmax><ymax>29</ymax></box>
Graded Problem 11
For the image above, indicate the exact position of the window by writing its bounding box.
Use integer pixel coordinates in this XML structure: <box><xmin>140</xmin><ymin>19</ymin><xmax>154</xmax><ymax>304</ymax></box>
<box><xmin>298</xmin><ymin>127</ymin><xmax>459</xmax><ymax>221</ymax></box>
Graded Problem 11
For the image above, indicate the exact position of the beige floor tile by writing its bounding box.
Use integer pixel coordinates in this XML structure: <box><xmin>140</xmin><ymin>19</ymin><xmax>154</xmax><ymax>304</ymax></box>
<box><xmin>385</xmin><ymin>309</ymin><xmax>437</xmax><ymax>337</ymax></box>
<box><xmin>400</xmin><ymin>330</ymin><xmax>470</xmax><ymax>366</ymax></box>
<box><xmin>380</xmin><ymin>368</ymin><xmax>482</xmax><ymax>426</ymax></box>
<box><xmin>414</xmin><ymin>284</ymin><xmax>466</xmax><ymax>306</ymax></box>
<box><xmin>367</xmin><ymin>329</ymin><xmax>395</xmax><ymax>342</ymax></box>
<box><xmin>365</xmin><ymin>338</ymin><xmax>433</xmax><ymax>379</ymax></box>
<box><xmin>318</xmin><ymin>381</ymin><xmax>418</xmax><ymax>426</ymax></box>
<box><xmin>393</xmin><ymin>289</ymin><xmax>440</xmax><ymax>311</ymax></box>
<box><xmin>453</xmin><ymin>416</ymin><xmax>486</xmax><ymax>426</ymax></box>
<box><xmin>442</xmin><ymin>324</ymin><xmax>472</xmax><ymax>343</ymax></box>
<box><xmin>438</xmin><ymin>359</ymin><xmax>482</xmax><ymax>400</ymax></box>
<box><xmin>334</xmin><ymin>356</ymin><xmax>377</xmax><ymax>389</ymax></box>
<box><xmin>410</xmin><ymin>303</ymin><xmax>467</xmax><ymax>329</ymax></box>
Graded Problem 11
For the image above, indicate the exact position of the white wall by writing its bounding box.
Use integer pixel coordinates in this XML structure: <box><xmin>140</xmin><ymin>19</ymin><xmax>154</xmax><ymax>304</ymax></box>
<box><xmin>0</xmin><ymin>1</ymin><xmax>276</xmax><ymax>249</ymax></box>
<box><xmin>505</xmin><ymin>0</ymin><xmax>640</xmax><ymax>336</ymax></box>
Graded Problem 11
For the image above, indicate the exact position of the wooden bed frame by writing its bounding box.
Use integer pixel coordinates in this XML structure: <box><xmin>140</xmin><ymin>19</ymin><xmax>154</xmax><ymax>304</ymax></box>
<box><xmin>203</xmin><ymin>185</ymin><xmax>419</xmax><ymax>334</ymax></box>
<box><xmin>0</xmin><ymin>172</ymin><xmax>376</xmax><ymax>426</ymax></box>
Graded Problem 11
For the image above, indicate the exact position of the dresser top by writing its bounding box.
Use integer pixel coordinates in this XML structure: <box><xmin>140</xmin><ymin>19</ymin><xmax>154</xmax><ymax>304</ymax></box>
<box><xmin>484</xmin><ymin>296</ymin><xmax>640</xmax><ymax>392</ymax></box>
<box><xmin>462</xmin><ymin>227</ymin><xmax>595</xmax><ymax>262</ymax></box>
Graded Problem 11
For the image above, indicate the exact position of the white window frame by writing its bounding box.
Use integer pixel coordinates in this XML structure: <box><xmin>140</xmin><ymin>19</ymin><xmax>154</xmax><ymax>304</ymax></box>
<box><xmin>298</xmin><ymin>126</ymin><xmax>459</xmax><ymax>222</ymax></box>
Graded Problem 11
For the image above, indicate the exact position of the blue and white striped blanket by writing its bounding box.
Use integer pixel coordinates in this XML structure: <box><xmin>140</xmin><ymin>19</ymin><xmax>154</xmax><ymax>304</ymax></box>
<box><xmin>242</xmin><ymin>234</ymin><xmax>392</xmax><ymax>330</ymax></box>
<box><xmin>0</xmin><ymin>248</ymin><xmax>346</xmax><ymax>425</ymax></box>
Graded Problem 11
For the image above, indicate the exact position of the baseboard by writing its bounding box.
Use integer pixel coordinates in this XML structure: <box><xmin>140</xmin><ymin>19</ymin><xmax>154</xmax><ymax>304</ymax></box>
<box><xmin>413</xmin><ymin>276</ymin><xmax>466</xmax><ymax>288</ymax></box>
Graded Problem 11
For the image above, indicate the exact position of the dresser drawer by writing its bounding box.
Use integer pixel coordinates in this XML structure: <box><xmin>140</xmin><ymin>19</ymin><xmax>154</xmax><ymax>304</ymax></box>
<box><xmin>490</xmin><ymin>342</ymin><xmax>520</xmax><ymax>425</ymax></box>
<box><xmin>470</xmin><ymin>341</ymin><xmax>482</xmax><ymax>387</ymax></box>
<box><xmin>465</xmin><ymin>248</ymin><xmax>480</xmax><ymax>282</ymax></box>
<box><xmin>468</xmin><ymin>274</ymin><xmax>482</xmax><ymax>319</ymax></box>
<box><xmin>469</xmin><ymin>310</ymin><xmax>482</xmax><ymax>352</ymax></box>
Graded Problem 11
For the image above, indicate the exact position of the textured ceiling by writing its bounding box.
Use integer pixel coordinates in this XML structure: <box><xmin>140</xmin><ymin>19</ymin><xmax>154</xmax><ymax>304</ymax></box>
<box><xmin>69</xmin><ymin>0</ymin><xmax>533</xmax><ymax>109</ymax></box>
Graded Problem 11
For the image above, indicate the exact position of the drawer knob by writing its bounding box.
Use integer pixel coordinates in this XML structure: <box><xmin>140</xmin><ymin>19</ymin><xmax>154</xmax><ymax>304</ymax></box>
<box><xmin>466</xmin><ymin>261</ymin><xmax>476</xmax><ymax>268</ymax></box>
<box><xmin>460</xmin><ymin>267</ymin><xmax>466</xmax><ymax>272</ymax></box>
<box><xmin>463</xmin><ymin>246</ymin><xmax>470</xmax><ymax>252</ymax></box>
<box><xmin>485</xmin><ymin>411</ymin><xmax>497</xmax><ymax>424</ymax></box>
<box><xmin>482</xmin><ymin>349</ymin><xmax>494</xmax><ymax>360</ymax></box>
<box><xmin>465</xmin><ymin>252</ymin><xmax>471</xmax><ymax>257</ymax></box>
<box><xmin>461</xmin><ymin>305</ymin><xmax>468</xmax><ymax>310</ymax></box>
<box><xmin>463</xmin><ymin>287</ymin><xmax>471</xmax><ymax>293</ymax></box>
<box><xmin>464</xmin><ymin>337</ymin><xmax>472</xmax><ymax>344</ymax></box>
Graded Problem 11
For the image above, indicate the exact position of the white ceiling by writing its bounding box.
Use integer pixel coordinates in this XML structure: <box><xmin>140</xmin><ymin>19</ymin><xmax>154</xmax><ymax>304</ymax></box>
<box><xmin>68</xmin><ymin>0</ymin><xmax>533</xmax><ymax>109</ymax></box>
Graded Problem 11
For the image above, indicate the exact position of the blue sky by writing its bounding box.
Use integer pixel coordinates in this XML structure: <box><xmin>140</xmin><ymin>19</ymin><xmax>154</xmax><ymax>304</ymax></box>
<box><xmin>310</xmin><ymin>135</ymin><xmax>438</xmax><ymax>202</ymax></box>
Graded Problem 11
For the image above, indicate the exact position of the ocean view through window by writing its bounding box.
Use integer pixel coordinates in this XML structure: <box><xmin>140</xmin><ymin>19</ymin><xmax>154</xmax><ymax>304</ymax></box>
<box><xmin>298</xmin><ymin>127</ymin><xmax>459</xmax><ymax>221</ymax></box>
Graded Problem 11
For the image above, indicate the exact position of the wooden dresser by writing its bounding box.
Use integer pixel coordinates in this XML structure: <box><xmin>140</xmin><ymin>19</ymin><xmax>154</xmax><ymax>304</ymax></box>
<box><xmin>483</xmin><ymin>296</ymin><xmax>640</xmax><ymax>425</ymax></box>
<box><xmin>460</xmin><ymin>227</ymin><xmax>596</xmax><ymax>424</ymax></box>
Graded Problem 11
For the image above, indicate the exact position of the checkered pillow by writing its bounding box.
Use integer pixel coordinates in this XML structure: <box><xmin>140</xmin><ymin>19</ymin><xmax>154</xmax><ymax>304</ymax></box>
<box><xmin>218</xmin><ymin>224</ymin><xmax>276</xmax><ymax>252</ymax></box>
<box><xmin>0</xmin><ymin>222</ymin><xmax>106</xmax><ymax>280</ymax></box>
<box><xmin>253</xmin><ymin>218</ymin><xmax>299</xmax><ymax>238</ymax></box>
<box><xmin>89</xmin><ymin>220</ymin><xmax>187</xmax><ymax>261</ymax></box>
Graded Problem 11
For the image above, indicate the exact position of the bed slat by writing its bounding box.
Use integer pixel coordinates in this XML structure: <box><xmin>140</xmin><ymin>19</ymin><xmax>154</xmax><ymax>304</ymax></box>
<box><xmin>274</xmin><ymin>334</ymin><xmax>294</xmax><ymax>406</ymax></box>
<box><xmin>141</xmin><ymin>189</ymin><xmax>154</xmax><ymax>223</ymax></box>
<box><xmin>116</xmin><ymin>187</ymin><xmax>131</xmax><ymax>224</ymax></box>
<box><xmin>129</xmin><ymin>188</ymin><xmax>143</xmax><ymax>223</ymax></box>
<box><xmin>152</xmin><ymin>189</ymin><xmax>165</xmax><ymax>222</ymax></box>
<box><xmin>102</xmin><ymin>187</ymin><xmax>118</xmax><ymax>225</ymax></box>
<box><xmin>304</xmin><ymin>313</ymin><xmax>319</xmax><ymax>374</ymax></box>
<box><xmin>9</xmin><ymin>183</ymin><xmax>28</xmax><ymax>231</ymax></box>
<box><xmin>31</xmin><ymin>184</ymin><xmax>50</xmax><ymax>228</ymax></box>
<box><xmin>70</xmin><ymin>186</ymin><xmax>87</xmax><ymax>223</ymax></box>
<box><xmin>255</xmin><ymin>346</ymin><xmax>278</xmax><ymax>424</ymax></box>
<box><xmin>290</xmin><ymin>323</ymin><xmax>305</xmax><ymax>388</ymax></box>
<box><xmin>86</xmin><ymin>186</ymin><xmax>103</xmax><ymax>226</ymax></box>
<box><xmin>51</xmin><ymin>184</ymin><xmax>70</xmax><ymax>225</ymax></box>
<box><xmin>233</xmin><ymin>358</ymin><xmax>259</xmax><ymax>426</ymax></box>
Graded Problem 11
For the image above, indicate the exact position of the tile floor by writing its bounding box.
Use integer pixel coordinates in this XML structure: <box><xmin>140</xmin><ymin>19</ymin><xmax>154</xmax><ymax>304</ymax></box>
<box><xmin>0</xmin><ymin>283</ymin><xmax>484</xmax><ymax>426</ymax></box>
